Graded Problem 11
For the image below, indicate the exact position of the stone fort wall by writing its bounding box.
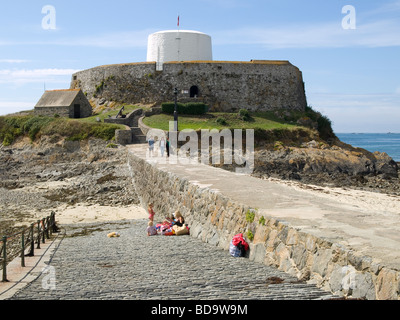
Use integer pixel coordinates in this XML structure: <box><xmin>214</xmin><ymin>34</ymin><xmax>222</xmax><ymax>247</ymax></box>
<box><xmin>70</xmin><ymin>60</ymin><xmax>307</xmax><ymax>112</ymax></box>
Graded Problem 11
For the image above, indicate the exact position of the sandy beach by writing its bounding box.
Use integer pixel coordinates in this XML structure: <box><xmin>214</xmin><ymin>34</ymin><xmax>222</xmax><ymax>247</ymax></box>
<box><xmin>53</xmin><ymin>203</ymin><xmax>147</xmax><ymax>225</ymax></box>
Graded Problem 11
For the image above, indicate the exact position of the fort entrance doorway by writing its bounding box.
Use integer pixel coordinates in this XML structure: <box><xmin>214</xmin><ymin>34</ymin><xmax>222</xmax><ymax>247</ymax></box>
<box><xmin>190</xmin><ymin>86</ymin><xmax>199</xmax><ymax>98</ymax></box>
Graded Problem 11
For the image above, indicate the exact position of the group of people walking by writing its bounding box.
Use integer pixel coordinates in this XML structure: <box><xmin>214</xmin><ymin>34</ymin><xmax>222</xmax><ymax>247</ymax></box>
<box><xmin>148</xmin><ymin>136</ymin><xmax>170</xmax><ymax>157</ymax></box>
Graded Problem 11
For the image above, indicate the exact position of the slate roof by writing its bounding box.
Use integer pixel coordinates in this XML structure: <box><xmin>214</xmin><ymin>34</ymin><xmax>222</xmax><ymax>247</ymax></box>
<box><xmin>35</xmin><ymin>89</ymin><xmax>81</xmax><ymax>108</ymax></box>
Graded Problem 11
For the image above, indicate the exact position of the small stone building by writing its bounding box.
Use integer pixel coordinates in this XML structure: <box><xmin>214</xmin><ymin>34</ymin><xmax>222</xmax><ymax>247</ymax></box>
<box><xmin>34</xmin><ymin>89</ymin><xmax>92</xmax><ymax>118</ymax></box>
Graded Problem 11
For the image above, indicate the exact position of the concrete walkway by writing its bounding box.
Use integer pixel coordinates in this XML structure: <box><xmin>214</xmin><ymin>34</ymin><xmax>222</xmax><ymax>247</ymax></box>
<box><xmin>128</xmin><ymin>144</ymin><xmax>400</xmax><ymax>271</ymax></box>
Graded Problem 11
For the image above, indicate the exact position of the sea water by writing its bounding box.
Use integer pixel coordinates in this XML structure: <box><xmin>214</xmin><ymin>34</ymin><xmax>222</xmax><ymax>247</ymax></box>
<box><xmin>336</xmin><ymin>133</ymin><xmax>400</xmax><ymax>162</ymax></box>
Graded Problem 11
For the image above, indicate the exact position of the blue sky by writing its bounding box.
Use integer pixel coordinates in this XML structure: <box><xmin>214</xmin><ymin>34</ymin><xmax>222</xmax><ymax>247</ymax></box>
<box><xmin>0</xmin><ymin>0</ymin><xmax>399</xmax><ymax>133</ymax></box>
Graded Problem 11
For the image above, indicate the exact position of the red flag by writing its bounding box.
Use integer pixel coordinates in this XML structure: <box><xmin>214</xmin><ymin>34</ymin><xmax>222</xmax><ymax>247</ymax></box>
<box><xmin>177</xmin><ymin>15</ymin><xmax>180</xmax><ymax>27</ymax></box>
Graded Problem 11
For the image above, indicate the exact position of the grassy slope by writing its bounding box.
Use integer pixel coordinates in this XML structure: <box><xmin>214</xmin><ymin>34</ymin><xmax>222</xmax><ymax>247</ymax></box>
<box><xmin>0</xmin><ymin>106</ymin><xmax>335</xmax><ymax>147</ymax></box>
<box><xmin>143</xmin><ymin>108</ymin><xmax>335</xmax><ymax>146</ymax></box>
<box><xmin>143</xmin><ymin>112</ymin><xmax>298</xmax><ymax>131</ymax></box>
<box><xmin>0</xmin><ymin>115</ymin><xmax>124</xmax><ymax>146</ymax></box>
<box><xmin>0</xmin><ymin>104</ymin><xmax>148</xmax><ymax>146</ymax></box>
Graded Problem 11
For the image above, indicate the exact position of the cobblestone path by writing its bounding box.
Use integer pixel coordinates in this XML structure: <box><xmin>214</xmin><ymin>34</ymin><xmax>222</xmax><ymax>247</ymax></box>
<box><xmin>9</xmin><ymin>220</ymin><xmax>335</xmax><ymax>300</ymax></box>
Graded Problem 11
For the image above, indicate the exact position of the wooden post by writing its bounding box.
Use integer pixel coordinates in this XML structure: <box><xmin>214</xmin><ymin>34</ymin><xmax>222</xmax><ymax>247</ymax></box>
<box><xmin>2</xmin><ymin>236</ymin><xmax>8</xmax><ymax>282</ymax></box>
<box><xmin>21</xmin><ymin>232</ymin><xmax>25</xmax><ymax>267</ymax></box>
<box><xmin>28</xmin><ymin>223</ymin><xmax>34</xmax><ymax>257</ymax></box>
<box><xmin>41</xmin><ymin>218</ymin><xmax>46</xmax><ymax>244</ymax></box>
<box><xmin>36</xmin><ymin>220</ymin><xmax>41</xmax><ymax>249</ymax></box>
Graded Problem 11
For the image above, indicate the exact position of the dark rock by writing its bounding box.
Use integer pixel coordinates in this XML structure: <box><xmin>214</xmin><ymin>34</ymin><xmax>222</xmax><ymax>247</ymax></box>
<box><xmin>250</xmin><ymin>143</ymin><xmax>399</xmax><ymax>194</ymax></box>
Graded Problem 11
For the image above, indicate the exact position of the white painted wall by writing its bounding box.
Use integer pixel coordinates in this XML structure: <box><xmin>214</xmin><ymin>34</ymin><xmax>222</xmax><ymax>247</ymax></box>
<box><xmin>146</xmin><ymin>30</ymin><xmax>212</xmax><ymax>66</ymax></box>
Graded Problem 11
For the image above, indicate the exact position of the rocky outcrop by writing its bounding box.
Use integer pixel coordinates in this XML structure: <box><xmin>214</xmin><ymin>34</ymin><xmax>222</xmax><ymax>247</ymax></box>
<box><xmin>0</xmin><ymin>137</ymin><xmax>140</xmax><ymax>236</ymax></box>
<box><xmin>249</xmin><ymin>141</ymin><xmax>399</xmax><ymax>194</ymax></box>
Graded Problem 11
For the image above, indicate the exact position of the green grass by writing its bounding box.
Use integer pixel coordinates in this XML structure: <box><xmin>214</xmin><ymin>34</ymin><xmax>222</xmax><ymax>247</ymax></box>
<box><xmin>79</xmin><ymin>104</ymin><xmax>143</xmax><ymax>123</ymax></box>
<box><xmin>0</xmin><ymin>115</ymin><xmax>124</xmax><ymax>146</ymax></box>
<box><xmin>142</xmin><ymin>107</ymin><xmax>336</xmax><ymax>142</ymax></box>
<box><xmin>142</xmin><ymin>112</ymin><xmax>299</xmax><ymax>132</ymax></box>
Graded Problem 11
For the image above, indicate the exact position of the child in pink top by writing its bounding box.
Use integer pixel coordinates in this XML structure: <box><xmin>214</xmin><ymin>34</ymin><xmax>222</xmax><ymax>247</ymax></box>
<box><xmin>148</xmin><ymin>203</ymin><xmax>155</xmax><ymax>221</ymax></box>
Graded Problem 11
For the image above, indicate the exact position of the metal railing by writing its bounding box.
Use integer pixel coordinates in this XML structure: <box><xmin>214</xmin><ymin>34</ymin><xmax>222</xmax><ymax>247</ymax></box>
<box><xmin>0</xmin><ymin>211</ymin><xmax>59</xmax><ymax>282</ymax></box>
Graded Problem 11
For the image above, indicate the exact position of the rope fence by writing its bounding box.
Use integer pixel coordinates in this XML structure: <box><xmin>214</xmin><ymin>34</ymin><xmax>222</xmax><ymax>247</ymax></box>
<box><xmin>0</xmin><ymin>211</ymin><xmax>59</xmax><ymax>282</ymax></box>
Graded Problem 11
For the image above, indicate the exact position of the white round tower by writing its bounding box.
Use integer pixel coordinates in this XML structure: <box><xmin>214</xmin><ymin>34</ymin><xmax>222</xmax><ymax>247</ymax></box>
<box><xmin>146</xmin><ymin>30</ymin><xmax>213</xmax><ymax>65</ymax></box>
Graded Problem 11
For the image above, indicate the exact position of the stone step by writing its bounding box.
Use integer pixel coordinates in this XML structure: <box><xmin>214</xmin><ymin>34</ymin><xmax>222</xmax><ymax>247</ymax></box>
<box><xmin>131</xmin><ymin>126</ymin><xmax>146</xmax><ymax>144</ymax></box>
<box><xmin>131</xmin><ymin>127</ymin><xmax>143</xmax><ymax>135</ymax></box>
<box><xmin>131</xmin><ymin>135</ymin><xmax>146</xmax><ymax>144</ymax></box>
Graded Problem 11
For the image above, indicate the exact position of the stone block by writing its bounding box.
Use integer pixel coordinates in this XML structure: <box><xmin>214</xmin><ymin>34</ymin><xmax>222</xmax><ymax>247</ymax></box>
<box><xmin>286</xmin><ymin>228</ymin><xmax>298</xmax><ymax>245</ymax></box>
<box><xmin>376</xmin><ymin>268</ymin><xmax>399</xmax><ymax>300</ymax></box>
<box><xmin>249</xmin><ymin>243</ymin><xmax>266</xmax><ymax>264</ymax></box>
<box><xmin>311</xmin><ymin>249</ymin><xmax>332</xmax><ymax>277</ymax></box>
<box><xmin>253</xmin><ymin>225</ymin><xmax>268</xmax><ymax>244</ymax></box>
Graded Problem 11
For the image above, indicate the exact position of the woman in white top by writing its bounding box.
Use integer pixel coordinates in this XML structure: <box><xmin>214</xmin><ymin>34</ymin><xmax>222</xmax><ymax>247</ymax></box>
<box><xmin>159</xmin><ymin>137</ymin><xmax>165</xmax><ymax>157</ymax></box>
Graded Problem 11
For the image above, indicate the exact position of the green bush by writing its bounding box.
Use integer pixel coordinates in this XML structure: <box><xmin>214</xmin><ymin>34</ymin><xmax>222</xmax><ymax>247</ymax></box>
<box><xmin>0</xmin><ymin>116</ymin><xmax>120</xmax><ymax>145</ymax></box>
<box><xmin>161</xmin><ymin>102</ymin><xmax>208</xmax><ymax>115</ymax></box>
<box><xmin>161</xmin><ymin>102</ymin><xmax>185</xmax><ymax>114</ymax></box>
<box><xmin>317</xmin><ymin>115</ymin><xmax>335</xmax><ymax>140</ymax></box>
<box><xmin>239</xmin><ymin>108</ymin><xmax>251</xmax><ymax>121</ymax></box>
<box><xmin>185</xmin><ymin>102</ymin><xmax>209</xmax><ymax>115</ymax></box>
<box><xmin>90</xmin><ymin>123</ymin><xmax>120</xmax><ymax>141</ymax></box>
<box><xmin>245</xmin><ymin>209</ymin><xmax>255</xmax><ymax>223</ymax></box>
<box><xmin>216</xmin><ymin>117</ymin><xmax>227</xmax><ymax>125</ymax></box>
<box><xmin>246</xmin><ymin>230</ymin><xmax>254</xmax><ymax>242</ymax></box>
<box><xmin>304</xmin><ymin>106</ymin><xmax>336</xmax><ymax>140</ymax></box>
<box><xmin>2</xmin><ymin>132</ymin><xmax>14</xmax><ymax>146</ymax></box>
<box><xmin>0</xmin><ymin>116</ymin><xmax>56</xmax><ymax>143</ymax></box>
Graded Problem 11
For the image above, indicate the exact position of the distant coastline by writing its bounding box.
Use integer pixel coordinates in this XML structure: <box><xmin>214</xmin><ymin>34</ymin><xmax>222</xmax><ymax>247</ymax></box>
<box><xmin>337</xmin><ymin>133</ymin><xmax>400</xmax><ymax>162</ymax></box>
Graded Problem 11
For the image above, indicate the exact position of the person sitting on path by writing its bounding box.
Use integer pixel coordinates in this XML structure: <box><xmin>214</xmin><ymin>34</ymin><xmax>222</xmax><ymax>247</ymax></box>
<box><xmin>146</xmin><ymin>221</ymin><xmax>158</xmax><ymax>236</ymax></box>
<box><xmin>174</xmin><ymin>210</ymin><xmax>185</xmax><ymax>227</ymax></box>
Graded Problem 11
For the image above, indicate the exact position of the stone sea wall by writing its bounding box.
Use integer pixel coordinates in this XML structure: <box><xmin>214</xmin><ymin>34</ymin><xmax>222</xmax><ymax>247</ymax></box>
<box><xmin>126</xmin><ymin>151</ymin><xmax>400</xmax><ymax>300</ymax></box>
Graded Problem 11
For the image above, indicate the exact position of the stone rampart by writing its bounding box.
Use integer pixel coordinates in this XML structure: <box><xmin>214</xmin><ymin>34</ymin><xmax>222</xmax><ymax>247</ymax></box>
<box><xmin>71</xmin><ymin>60</ymin><xmax>307</xmax><ymax>112</ymax></box>
<box><xmin>126</xmin><ymin>150</ymin><xmax>400</xmax><ymax>300</ymax></box>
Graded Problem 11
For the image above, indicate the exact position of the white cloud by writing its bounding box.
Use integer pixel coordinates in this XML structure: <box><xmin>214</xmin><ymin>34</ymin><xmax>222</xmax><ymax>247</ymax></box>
<box><xmin>0</xmin><ymin>68</ymin><xmax>80</xmax><ymax>85</ymax></box>
<box><xmin>213</xmin><ymin>19</ymin><xmax>400</xmax><ymax>49</ymax></box>
<box><xmin>308</xmin><ymin>92</ymin><xmax>400</xmax><ymax>133</ymax></box>
<box><xmin>0</xmin><ymin>28</ymin><xmax>152</xmax><ymax>49</ymax></box>
<box><xmin>70</xmin><ymin>30</ymin><xmax>150</xmax><ymax>48</ymax></box>
<box><xmin>0</xmin><ymin>59</ymin><xmax>29</xmax><ymax>64</ymax></box>
<box><xmin>0</xmin><ymin>101</ymin><xmax>35</xmax><ymax>116</ymax></box>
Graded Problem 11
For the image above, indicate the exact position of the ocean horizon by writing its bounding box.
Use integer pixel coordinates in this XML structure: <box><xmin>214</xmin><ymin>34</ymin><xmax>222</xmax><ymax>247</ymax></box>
<box><xmin>337</xmin><ymin>133</ymin><xmax>400</xmax><ymax>162</ymax></box>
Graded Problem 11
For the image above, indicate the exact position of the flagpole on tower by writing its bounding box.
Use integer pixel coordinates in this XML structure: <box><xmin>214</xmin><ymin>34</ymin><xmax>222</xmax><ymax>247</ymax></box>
<box><xmin>177</xmin><ymin>14</ymin><xmax>181</xmax><ymax>61</ymax></box>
